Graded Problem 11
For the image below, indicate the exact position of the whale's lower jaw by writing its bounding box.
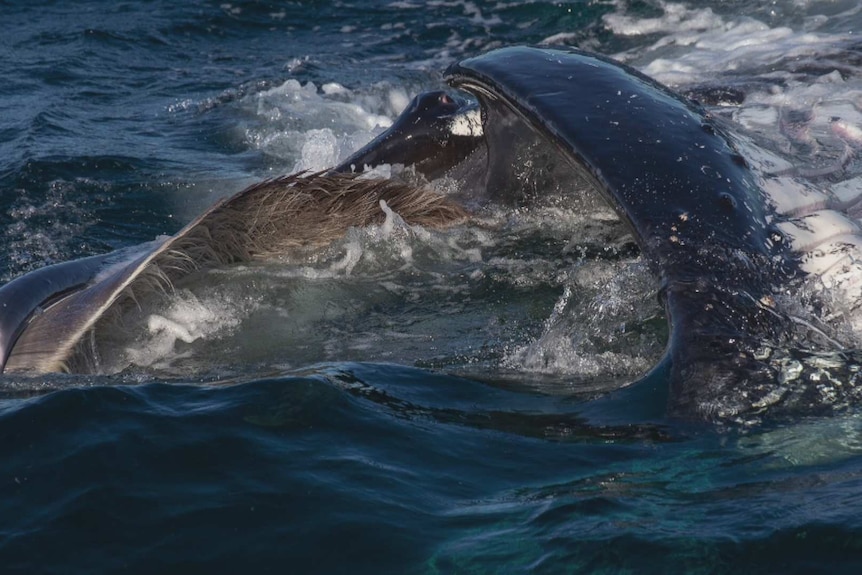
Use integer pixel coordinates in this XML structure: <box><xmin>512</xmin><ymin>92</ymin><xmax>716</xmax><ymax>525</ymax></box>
<box><xmin>438</xmin><ymin>47</ymin><xmax>862</xmax><ymax>423</ymax></box>
<box><xmin>1</xmin><ymin>173</ymin><xmax>469</xmax><ymax>375</ymax></box>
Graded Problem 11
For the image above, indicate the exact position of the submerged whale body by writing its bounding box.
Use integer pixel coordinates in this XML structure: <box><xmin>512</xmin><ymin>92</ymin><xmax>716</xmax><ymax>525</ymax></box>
<box><xmin>2</xmin><ymin>46</ymin><xmax>862</xmax><ymax>422</ymax></box>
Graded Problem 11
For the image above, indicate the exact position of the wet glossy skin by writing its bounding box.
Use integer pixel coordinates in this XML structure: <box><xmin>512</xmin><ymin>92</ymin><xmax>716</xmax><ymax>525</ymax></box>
<box><xmin>446</xmin><ymin>47</ymin><xmax>791</xmax><ymax>284</ymax></box>
<box><xmin>0</xmin><ymin>253</ymin><xmax>115</xmax><ymax>371</ymax></box>
<box><xmin>445</xmin><ymin>47</ymin><xmax>800</xmax><ymax>418</ymax></box>
<box><xmin>340</xmin><ymin>46</ymin><xmax>803</xmax><ymax>419</ymax></box>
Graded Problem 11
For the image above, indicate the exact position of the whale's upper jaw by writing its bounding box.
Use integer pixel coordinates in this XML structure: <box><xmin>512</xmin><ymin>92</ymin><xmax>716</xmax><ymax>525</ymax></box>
<box><xmin>343</xmin><ymin>46</ymin><xmax>861</xmax><ymax>422</ymax></box>
<box><xmin>445</xmin><ymin>47</ymin><xmax>787</xmax><ymax>277</ymax></box>
<box><xmin>0</xmin><ymin>174</ymin><xmax>470</xmax><ymax>375</ymax></box>
<box><xmin>439</xmin><ymin>47</ymin><xmax>811</xmax><ymax>420</ymax></box>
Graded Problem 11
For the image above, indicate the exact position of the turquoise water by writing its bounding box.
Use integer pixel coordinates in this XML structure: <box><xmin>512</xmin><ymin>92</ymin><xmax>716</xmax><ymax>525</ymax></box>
<box><xmin>2</xmin><ymin>1</ymin><xmax>862</xmax><ymax>572</ymax></box>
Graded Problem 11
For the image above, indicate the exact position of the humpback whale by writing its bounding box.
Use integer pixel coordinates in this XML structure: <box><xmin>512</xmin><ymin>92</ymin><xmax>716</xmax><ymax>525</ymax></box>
<box><xmin>2</xmin><ymin>46</ymin><xmax>861</xmax><ymax>422</ymax></box>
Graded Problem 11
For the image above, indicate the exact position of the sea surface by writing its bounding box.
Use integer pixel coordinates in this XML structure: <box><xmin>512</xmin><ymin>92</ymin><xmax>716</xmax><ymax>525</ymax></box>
<box><xmin>2</xmin><ymin>0</ymin><xmax>862</xmax><ymax>573</ymax></box>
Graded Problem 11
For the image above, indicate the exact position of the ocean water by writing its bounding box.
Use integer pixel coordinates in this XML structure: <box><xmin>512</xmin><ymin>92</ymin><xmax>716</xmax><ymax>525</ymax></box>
<box><xmin>2</xmin><ymin>0</ymin><xmax>862</xmax><ymax>573</ymax></box>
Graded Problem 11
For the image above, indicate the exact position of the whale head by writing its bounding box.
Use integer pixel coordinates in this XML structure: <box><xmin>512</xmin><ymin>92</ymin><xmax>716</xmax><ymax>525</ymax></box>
<box><xmin>3</xmin><ymin>46</ymin><xmax>860</xmax><ymax>423</ymax></box>
<box><xmin>335</xmin><ymin>47</ymin><xmax>862</xmax><ymax>422</ymax></box>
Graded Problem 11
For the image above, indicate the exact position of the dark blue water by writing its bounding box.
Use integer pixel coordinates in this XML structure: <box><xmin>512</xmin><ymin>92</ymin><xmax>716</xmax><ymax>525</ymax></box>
<box><xmin>3</xmin><ymin>1</ymin><xmax>862</xmax><ymax>573</ymax></box>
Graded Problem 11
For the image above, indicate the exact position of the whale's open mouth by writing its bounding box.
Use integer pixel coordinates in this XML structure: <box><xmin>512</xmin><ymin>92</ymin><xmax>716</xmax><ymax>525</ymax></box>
<box><xmin>3</xmin><ymin>46</ymin><xmax>862</xmax><ymax>423</ymax></box>
<box><xmin>337</xmin><ymin>83</ymin><xmax>621</xmax><ymax>227</ymax></box>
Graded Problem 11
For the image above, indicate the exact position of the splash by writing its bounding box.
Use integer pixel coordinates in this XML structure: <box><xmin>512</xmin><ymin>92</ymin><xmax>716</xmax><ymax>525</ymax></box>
<box><xmin>504</xmin><ymin>258</ymin><xmax>664</xmax><ymax>380</ymax></box>
<box><xmin>107</xmin><ymin>197</ymin><xmax>660</xmax><ymax>379</ymax></box>
<box><xmin>240</xmin><ymin>78</ymin><xmax>411</xmax><ymax>172</ymax></box>
<box><xmin>110</xmin><ymin>288</ymin><xmax>256</xmax><ymax>373</ymax></box>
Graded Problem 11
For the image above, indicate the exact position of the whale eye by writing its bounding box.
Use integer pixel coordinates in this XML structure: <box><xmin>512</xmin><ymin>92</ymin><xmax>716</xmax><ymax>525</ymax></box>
<box><xmin>718</xmin><ymin>192</ymin><xmax>737</xmax><ymax>210</ymax></box>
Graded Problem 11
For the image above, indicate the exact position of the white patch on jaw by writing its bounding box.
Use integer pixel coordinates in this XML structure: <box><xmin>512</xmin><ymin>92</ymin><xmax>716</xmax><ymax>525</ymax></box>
<box><xmin>448</xmin><ymin>108</ymin><xmax>483</xmax><ymax>137</ymax></box>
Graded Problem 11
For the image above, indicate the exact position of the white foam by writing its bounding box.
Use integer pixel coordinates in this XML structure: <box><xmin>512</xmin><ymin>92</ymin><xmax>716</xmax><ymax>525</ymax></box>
<box><xmin>504</xmin><ymin>256</ymin><xmax>663</xmax><ymax>378</ymax></box>
<box><xmin>830</xmin><ymin>177</ymin><xmax>862</xmax><ymax>207</ymax></box>
<box><xmin>242</xmin><ymin>79</ymin><xmax>409</xmax><ymax>172</ymax></box>
<box><xmin>122</xmin><ymin>289</ymin><xmax>249</xmax><ymax>370</ymax></box>
<box><xmin>603</xmin><ymin>2</ymin><xmax>723</xmax><ymax>37</ymax></box>
<box><xmin>321</xmin><ymin>82</ymin><xmax>349</xmax><ymax>96</ymax></box>
<box><xmin>329</xmin><ymin>240</ymin><xmax>364</xmax><ymax>276</ymax></box>
<box><xmin>603</xmin><ymin>1</ymin><xmax>855</xmax><ymax>86</ymax></box>
<box><xmin>294</xmin><ymin>129</ymin><xmax>339</xmax><ymax>172</ymax></box>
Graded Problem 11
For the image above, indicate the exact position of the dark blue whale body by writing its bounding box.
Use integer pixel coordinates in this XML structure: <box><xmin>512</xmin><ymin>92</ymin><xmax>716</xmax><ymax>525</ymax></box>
<box><xmin>346</xmin><ymin>47</ymin><xmax>810</xmax><ymax>420</ymax></box>
<box><xmin>1</xmin><ymin>46</ymin><xmax>857</xmax><ymax>422</ymax></box>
